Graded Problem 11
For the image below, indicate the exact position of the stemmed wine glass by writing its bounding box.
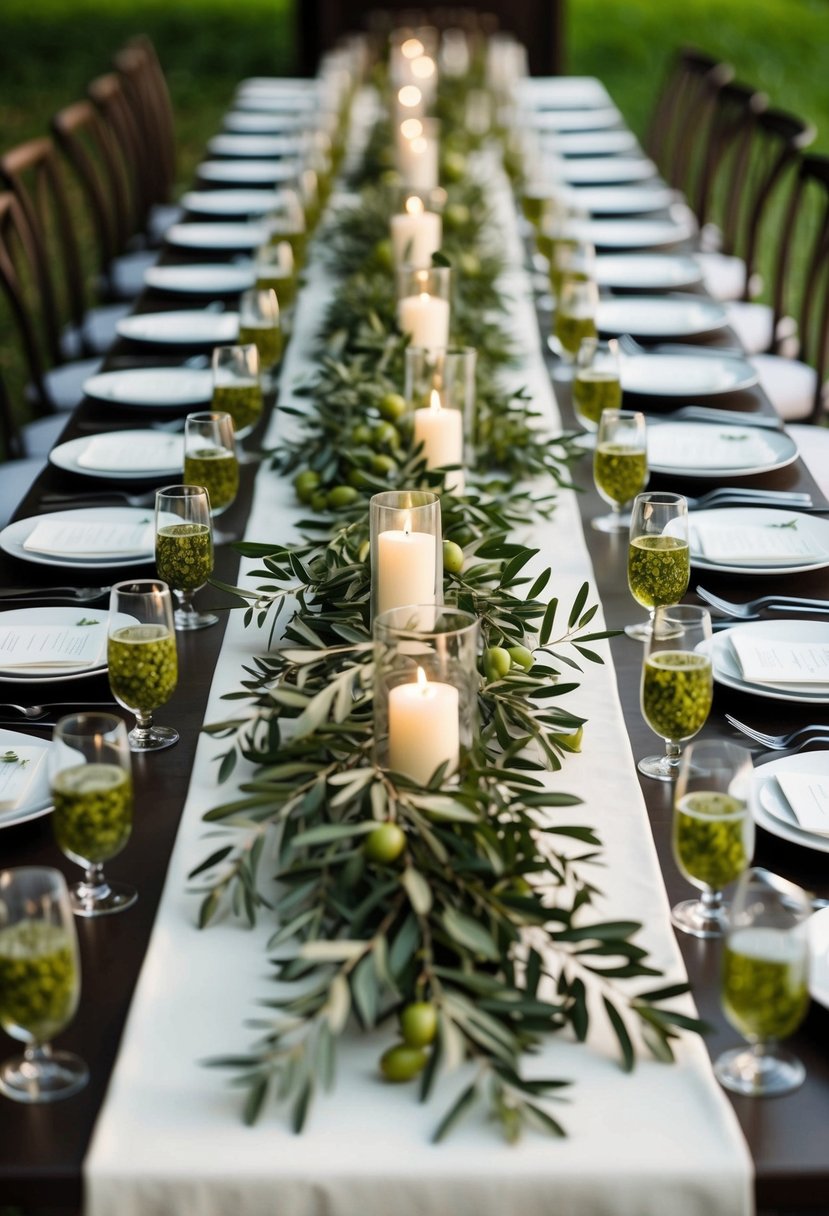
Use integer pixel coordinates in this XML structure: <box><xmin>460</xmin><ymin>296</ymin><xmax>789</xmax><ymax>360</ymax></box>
<box><xmin>254</xmin><ymin>239</ymin><xmax>296</xmax><ymax>314</ymax></box>
<box><xmin>211</xmin><ymin>343</ymin><xmax>263</xmax><ymax>464</ymax></box>
<box><xmin>238</xmin><ymin>287</ymin><xmax>282</xmax><ymax>389</ymax></box>
<box><xmin>184</xmin><ymin>410</ymin><xmax>239</xmax><ymax>547</ymax></box>
<box><xmin>671</xmin><ymin>739</ymin><xmax>755</xmax><ymax>938</ymax></box>
<box><xmin>639</xmin><ymin>604</ymin><xmax>712</xmax><ymax>781</ymax></box>
<box><xmin>107</xmin><ymin>579</ymin><xmax>179</xmax><ymax>752</ymax></box>
<box><xmin>0</xmin><ymin>866</ymin><xmax>87</xmax><ymax>1102</ymax></box>
<box><xmin>573</xmin><ymin>337</ymin><xmax>621</xmax><ymax>434</ymax></box>
<box><xmin>592</xmin><ymin>408</ymin><xmax>648</xmax><ymax>532</ymax></box>
<box><xmin>715</xmin><ymin>868</ymin><xmax>811</xmax><ymax>1096</ymax></box>
<box><xmin>50</xmin><ymin>712</ymin><xmax>136</xmax><ymax>917</ymax></box>
<box><xmin>264</xmin><ymin>186</ymin><xmax>306</xmax><ymax>266</ymax></box>
<box><xmin>626</xmin><ymin>491</ymin><xmax>689</xmax><ymax>640</ymax></box>
<box><xmin>552</xmin><ymin>275</ymin><xmax>599</xmax><ymax>367</ymax></box>
<box><xmin>155</xmin><ymin>485</ymin><xmax>217</xmax><ymax>631</ymax></box>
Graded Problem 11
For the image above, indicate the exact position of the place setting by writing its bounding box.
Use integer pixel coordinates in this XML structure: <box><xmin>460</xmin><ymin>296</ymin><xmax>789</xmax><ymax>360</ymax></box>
<box><xmin>702</xmin><ymin>618</ymin><xmax>829</xmax><ymax>705</ymax></box>
<box><xmin>196</xmin><ymin>158</ymin><xmax>303</xmax><ymax>186</ymax></box>
<box><xmin>645</xmin><ymin>418</ymin><xmax>799</xmax><ymax>477</ymax></box>
<box><xmin>49</xmin><ymin>429</ymin><xmax>185</xmax><ymax>482</ymax></box>
<box><xmin>0</xmin><ymin>507</ymin><xmax>156</xmax><ymax>571</ymax></box>
<box><xmin>570</xmin><ymin>182</ymin><xmax>678</xmax><ymax>215</ymax></box>
<box><xmin>750</xmin><ymin>749</ymin><xmax>829</xmax><ymax>856</ymax></box>
<box><xmin>179</xmin><ymin>187</ymin><xmax>283</xmax><ymax>217</ymax></box>
<box><xmin>82</xmin><ymin>366</ymin><xmax>214</xmax><ymax>409</ymax></box>
<box><xmin>163</xmin><ymin>221</ymin><xmax>270</xmax><ymax>251</ymax></box>
<box><xmin>206</xmin><ymin>132</ymin><xmax>305</xmax><ymax>158</ymax></box>
<box><xmin>115</xmin><ymin>310</ymin><xmax>241</xmax><ymax>346</ymax></box>
<box><xmin>688</xmin><ymin>507</ymin><xmax>829</xmax><ymax>575</ymax></box>
<box><xmin>597</xmin><ymin>293</ymin><xmax>729</xmax><ymax>340</ymax></box>
<box><xmin>580</xmin><ymin>213</ymin><xmax>698</xmax><ymax>250</ymax></box>
<box><xmin>0</xmin><ymin>606</ymin><xmax>135</xmax><ymax>686</ymax></box>
<box><xmin>143</xmin><ymin>263</ymin><xmax>256</xmax><ymax>296</ymax></box>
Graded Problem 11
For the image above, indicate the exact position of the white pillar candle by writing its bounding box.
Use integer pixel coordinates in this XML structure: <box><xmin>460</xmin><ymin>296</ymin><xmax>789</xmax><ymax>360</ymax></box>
<box><xmin>388</xmin><ymin>666</ymin><xmax>459</xmax><ymax>785</ymax></box>
<box><xmin>399</xmin><ymin>132</ymin><xmax>439</xmax><ymax>191</ymax></box>
<box><xmin>376</xmin><ymin>516</ymin><xmax>437</xmax><ymax>616</ymax></box>
<box><xmin>398</xmin><ymin>293</ymin><xmax>450</xmax><ymax>350</ymax></box>
<box><xmin>390</xmin><ymin>198</ymin><xmax>442</xmax><ymax>267</ymax></box>
<box><xmin>413</xmin><ymin>389</ymin><xmax>464</xmax><ymax>493</ymax></box>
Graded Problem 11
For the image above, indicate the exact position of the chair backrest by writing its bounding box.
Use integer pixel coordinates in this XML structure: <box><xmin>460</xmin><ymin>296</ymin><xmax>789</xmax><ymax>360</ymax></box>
<box><xmin>0</xmin><ymin>191</ymin><xmax>58</xmax><ymax>413</ymax></box>
<box><xmin>114</xmin><ymin>36</ymin><xmax>177</xmax><ymax>207</ymax></box>
<box><xmin>0</xmin><ymin>136</ymin><xmax>90</xmax><ymax>351</ymax></box>
<box><xmin>644</xmin><ymin>48</ymin><xmax>733</xmax><ymax>184</ymax></box>
<box><xmin>690</xmin><ymin>80</ymin><xmax>768</xmax><ymax>235</ymax></box>
<box><xmin>0</xmin><ymin>367</ymin><xmax>25</xmax><ymax>462</ymax></box>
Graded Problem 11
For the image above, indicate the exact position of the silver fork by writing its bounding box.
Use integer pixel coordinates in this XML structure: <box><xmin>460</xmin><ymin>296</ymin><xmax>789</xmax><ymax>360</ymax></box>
<box><xmin>0</xmin><ymin>701</ymin><xmax>118</xmax><ymax>721</ymax></box>
<box><xmin>685</xmin><ymin>489</ymin><xmax>813</xmax><ymax>511</ymax></box>
<box><xmin>696</xmin><ymin>586</ymin><xmax>829</xmax><ymax>619</ymax></box>
<box><xmin>40</xmin><ymin>490</ymin><xmax>157</xmax><ymax>509</ymax></box>
<box><xmin>726</xmin><ymin>714</ymin><xmax>829</xmax><ymax>750</ymax></box>
<box><xmin>0</xmin><ymin>585</ymin><xmax>111</xmax><ymax>604</ymax></box>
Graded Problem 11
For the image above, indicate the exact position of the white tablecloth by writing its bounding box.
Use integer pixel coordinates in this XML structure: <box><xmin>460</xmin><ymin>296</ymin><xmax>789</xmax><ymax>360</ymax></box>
<box><xmin>85</xmin><ymin>94</ymin><xmax>752</xmax><ymax>1216</ymax></box>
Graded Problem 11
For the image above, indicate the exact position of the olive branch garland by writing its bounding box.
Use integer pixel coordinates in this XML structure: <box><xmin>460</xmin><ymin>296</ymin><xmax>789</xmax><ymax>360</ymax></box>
<box><xmin>193</xmin><ymin>100</ymin><xmax>706</xmax><ymax>1140</ymax></box>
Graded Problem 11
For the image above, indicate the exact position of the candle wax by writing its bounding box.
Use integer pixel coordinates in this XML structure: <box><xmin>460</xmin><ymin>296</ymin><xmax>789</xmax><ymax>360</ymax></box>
<box><xmin>388</xmin><ymin>676</ymin><xmax>459</xmax><ymax>785</ymax></box>
<box><xmin>376</xmin><ymin>529</ymin><xmax>437</xmax><ymax>617</ymax></box>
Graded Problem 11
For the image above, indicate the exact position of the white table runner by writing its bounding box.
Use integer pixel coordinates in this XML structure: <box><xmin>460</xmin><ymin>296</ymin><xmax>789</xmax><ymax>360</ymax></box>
<box><xmin>85</xmin><ymin>97</ymin><xmax>752</xmax><ymax>1216</ymax></box>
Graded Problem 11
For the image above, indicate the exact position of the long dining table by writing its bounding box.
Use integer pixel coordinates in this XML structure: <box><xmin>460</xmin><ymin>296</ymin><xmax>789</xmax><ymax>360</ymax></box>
<box><xmin>1</xmin><ymin>50</ymin><xmax>829</xmax><ymax>1216</ymax></box>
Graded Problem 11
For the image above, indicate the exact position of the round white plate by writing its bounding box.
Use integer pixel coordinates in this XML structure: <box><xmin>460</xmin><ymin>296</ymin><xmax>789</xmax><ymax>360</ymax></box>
<box><xmin>116</xmin><ymin>311</ymin><xmax>239</xmax><ymax>346</ymax></box>
<box><xmin>530</xmin><ymin>105</ymin><xmax>622</xmax><ymax>132</ymax></box>
<box><xmin>1</xmin><ymin>508</ymin><xmax>155</xmax><ymax>571</ymax></box>
<box><xmin>706</xmin><ymin>621</ymin><xmax>829</xmax><ymax>704</ymax></box>
<box><xmin>234</xmin><ymin>94</ymin><xmax>318</xmax><ymax>114</ymax></box>
<box><xmin>207</xmin><ymin>133</ymin><xmax>303</xmax><ymax>158</ymax></box>
<box><xmin>83</xmin><ymin>367</ymin><xmax>213</xmax><ymax>409</ymax></box>
<box><xmin>519</xmin><ymin>78</ymin><xmax>612</xmax><ymax>109</ymax></box>
<box><xmin>144</xmin><ymin>264</ymin><xmax>255</xmax><ymax>295</ymax></box>
<box><xmin>543</xmin><ymin>129</ymin><xmax>640</xmax><ymax>157</ymax></box>
<box><xmin>585</xmin><ymin>217</ymin><xmax>696</xmax><ymax>250</ymax></box>
<box><xmin>689</xmin><ymin>508</ymin><xmax>829</xmax><ymax>575</ymax></box>
<box><xmin>224</xmin><ymin>111</ymin><xmax>309</xmax><ymax>134</ymax></box>
<box><xmin>0</xmin><ymin>607</ymin><xmax>135</xmax><ymax>683</ymax></box>
<box><xmin>620</xmin><ymin>351</ymin><xmax>759</xmax><ymax>396</ymax></box>
<box><xmin>165</xmin><ymin>223</ymin><xmax>268</xmax><ymax>251</ymax></box>
<box><xmin>556</xmin><ymin>156</ymin><xmax>658</xmax><ymax>185</ymax></box>
<box><xmin>646</xmin><ymin>420</ymin><xmax>798</xmax><ymax>478</ymax></box>
<box><xmin>197</xmin><ymin>159</ymin><xmax>301</xmax><ymax>185</ymax></box>
<box><xmin>49</xmin><ymin>430</ymin><xmax>184</xmax><ymax>481</ymax></box>
<box><xmin>0</xmin><ymin>728</ymin><xmax>52</xmax><ymax>829</ymax></box>
<box><xmin>573</xmin><ymin>184</ymin><xmax>677</xmax><ymax>216</ymax></box>
<box><xmin>751</xmin><ymin>752</ymin><xmax>829</xmax><ymax>857</ymax></box>
<box><xmin>596</xmin><ymin>253</ymin><xmax>703</xmax><ymax>290</ymax></box>
<box><xmin>598</xmin><ymin>295</ymin><xmax>728</xmax><ymax>339</ymax></box>
<box><xmin>181</xmin><ymin>189</ymin><xmax>280</xmax><ymax>217</ymax></box>
<box><xmin>809</xmin><ymin>907</ymin><xmax>829</xmax><ymax>1006</ymax></box>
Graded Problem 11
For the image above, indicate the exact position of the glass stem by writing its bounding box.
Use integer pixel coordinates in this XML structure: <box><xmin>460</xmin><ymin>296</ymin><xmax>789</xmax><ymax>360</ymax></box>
<box><xmin>22</xmin><ymin>1042</ymin><xmax>52</xmax><ymax>1072</ymax></box>
<box><xmin>701</xmin><ymin>886</ymin><xmax>723</xmax><ymax>915</ymax></box>
<box><xmin>132</xmin><ymin>708</ymin><xmax>154</xmax><ymax>743</ymax></box>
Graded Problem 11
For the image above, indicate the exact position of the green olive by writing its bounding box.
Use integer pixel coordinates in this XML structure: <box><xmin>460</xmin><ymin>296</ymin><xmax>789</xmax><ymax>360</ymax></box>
<box><xmin>293</xmin><ymin>470</ymin><xmax>321</xmax><ymax>503</ymax></box>
<box><xmin>443</xmin><ymin>202</ymin><xmax>470</xmax><ymax>230</ymax></box>
<box><xmin>458</xmin><ymin>252</ymin><xmax>481</xmax><ymax>278</ymax></box>
<box><xmin>374</xmin><ymin>238</ymin><xmax>394</xmax><ymax>271</ymax></box>
<box><xmin>310</xmin><ymin>490</ymin><xmax>329</xmax><ymax>512</ymax></box>
<box><xmin>442</xmin><ymin>150</ymin><xmax>467</xmax><ymax>183</ymax></box>
<box><xmin>507</xmin><ymin>644</ymin><xmax>534</xmax><ymax>671</ymax></box>
<box><xmin>357</xmin><ymin>540</ymin><xmax>370</xmax><ymax>563</ymax></box>
<box><xmin>484</xmin><ymin>645</ymin><xmax>511</xmax><ymax>681</ymax></box>
<box><xmin>327</xmin><ymin>485</ymin><xmax>360</xmax><ymax>509</ymax></box>
<box><xmin>352</xmin><ymin>424</ymin><xmax>373</xmax><ymax>446</ymax></box>
<box><xmin>371</xmin><ymin>421</ymin><xmax>400</xmax><ymax>451</ymax></box>
<box><xmin>399</xmin><ymin>1001</ymin><xmax>438</xmax><ymax>1048</ymax></box>
<box><xmin>549</xmin><ymin>725</ymin><xmax>584</xmax><ymax>752</ymax></box>
<box><xmin>379</xmin><ymin>392</ymin><xmax>407</xmax><ymax>421</ymax></box>
<box><xmin>371</xmin><ymin>453</ymin><xmax>398</xmax><ymax>476</ymax></box>
<box><xmin>442</xmin><ymin>540</ymin><xmax>464</xmax><ymax>575</ymax></box>
<box><xmin>379</xmin><ymin>1043</ymin><xmax>428</xmax><ymax>1082</ymax></box>
<box><xmin>347</xmin><ymin>468</ymin><xmax>374</xmax><ymax>490</ymax></box>
<box><xmin>364</xmin><ymin>823</ymin><xmax>406</xmax><ymax>864</ymax></box>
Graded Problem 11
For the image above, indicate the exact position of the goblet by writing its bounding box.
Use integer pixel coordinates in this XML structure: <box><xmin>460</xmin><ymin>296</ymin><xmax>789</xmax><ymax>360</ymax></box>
<box><xmin>155</xmin><ymin>485</ymin><xmax>217</xmax><ymax>631</ymax></box>
<box><xmin>592</xmin><ymin>408</ymin><xmax>648</xmax><ymax>532</ymax></box>
<box><xmin>715</xmin><ymin>868</ymin><xmax>811</xmax><ymax>1096</ymax></box>
<box><xmin>50</xmin><ymin>712</ymin><xmax>136</xmax><ymax>917</ymax></box>
<box><xmin>552</xmin><ymin>274</ymin><xmax>598</xmax><ymax>365</ymax></box>
<box><xmin>548</xmin><ymin>234</ymin><xmax>595</xmax><ymax>304</ymax></box>
<box><xmin>671</xmin><ymin>740</ymin><xmax>755</xmax><ymax>938</ymax></box>
<box><xmin>211</xmin><ymin>343</ymin><xmax>263</xmax><ymax>464</ymax></box>
<box><xmin>573</xmin><ymin>337</ymin><xmax>621</xmax><ymax>433</ymax></box>
<box><xmin>238</xmin><ymin>287</ymin><xmax>282</xmax><ymax>388</ymax></box>
<box><xmin>108</xmin><ymin>579</ymin><xmax>179</xmax><ymax>752</ymax></box>
<box><xmin>0</xmin><ymin>866</ymin><xmax>87</xmax><ymax>1102</ymax></box>
<box><xmin>254</xmin><ymin>240</ymin><xmax>296</xmax><ymax>313</ymax></box>
<box><xmin>639</xmin><ymin>604</ymin><xmax>712</xmax><ymax>781</ymax></box>
<box><xmin>264</xmin><ymin>186</ymin><xmax>306</xmax><ymax>265</ymax></box>
<box><xmin>184</xmin><ymin>410</ymin><xmax>239</xmax><ymax>546</ymax></box>
<box><xmin>626</xmin><ymin>491</ymin><xmax>689</xmax><ymax>640</ymax></box>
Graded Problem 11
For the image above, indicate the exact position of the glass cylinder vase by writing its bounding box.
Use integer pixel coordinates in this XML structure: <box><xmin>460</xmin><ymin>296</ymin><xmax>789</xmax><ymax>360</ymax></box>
<box><xmin>369</xmin><ymin>490</ymin><xmax>442</xmax><ymax>623</ymax></box>
<box><xmin>396</xmin><ymin>264</ymin><xmax>451</xmax><ymax>351</ymax></box>
<box><xmin>404</xmin><ymin>345</ymin><xmax>476</xmax><ymax>492</ymax></box>
<box><xmin>374</xmin><ymin>606</ymin><xmax>479</xmax><ymax>786</ymax></box>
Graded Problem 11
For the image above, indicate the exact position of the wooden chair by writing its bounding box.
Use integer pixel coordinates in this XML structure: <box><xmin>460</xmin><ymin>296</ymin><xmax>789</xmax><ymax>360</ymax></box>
<box><xmin>114</xmin><ymin>36</ymin><xmax>181</xmax><ymax>237</ymax></box>
<box><xmin>0</xmin><ymin>191</ymin><xmax>100</xmax><ymax>417</ymax></box>
<box><xmin>0</xmin><ymin>371</ymin><xmax>57</xmax><ymax>516</ymax></box>
<box><xmin>644</xmin><ymin>48</ymin><xmax>734</xmax><ymax>193</ymax></box>
<box><xmin>296</xmin><ymin>2</ymin><xmax>566</xmax><ymax>77</ymax></box>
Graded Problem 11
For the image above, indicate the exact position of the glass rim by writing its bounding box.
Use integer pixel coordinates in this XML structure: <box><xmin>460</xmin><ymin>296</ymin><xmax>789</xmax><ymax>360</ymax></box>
<box><xmin>652</xmin><ymin>603</ymin><xmax>711</xmax><ymax>625</ymax></box>
<box><xmin>53</xmin><ymin>711</ymin><xmax>126</xmax><ymax>739</ymax></box>
<box><xmin>370</xmin><ymin>489</ymin><xmax>439</xmax><ymax>510</ymax></box>
<box><xmin>633</xmin><ymin>490</ymin><xmax>687</xmax><ymax>506</ymax></box>
<box><xmin>156</xmin><ymin>484</ymin><xmax>210</xmax><ymax>499</ymax></box>
<box><xmin>731</xmin><ymin>866</ymin><xmax>813</xmax><ymax>922</ymax></box>
<box><xmin>0</xmin><ymin>864</ymin><xmax>67</xmax><ymax>890</ymax></box>
<box><xmin>373</xmin><ymin>604</ymin><xmax>479</xmax><ymax>640</ymax></box>
<box><xmin>185</xmin><ymin>410</ymin><xmax>233</xmax><ymax>425</ymax></box>
<box><xmin>110</xmin><ymin>578</ymin><xmax>172</xmax><ymax>597</ymax></box>
<box><xmin>404</xmin><ymin>344</ymin><xmax>476</xmax><ymax>359</ymax></box>
<box><xmin>599</xmin><ymin>408</ymin><xmax>644</xmax><ymax>423</ymax></box>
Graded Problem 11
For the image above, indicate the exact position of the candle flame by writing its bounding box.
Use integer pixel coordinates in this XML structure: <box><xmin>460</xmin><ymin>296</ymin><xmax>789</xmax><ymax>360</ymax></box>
<box><xmin>418</xmin><ymin>291</ymin><xmax>431</xmax><ymax>304</ymax></box>
<box><xmin>400</xmin><ymin>117</ymin><xmax>423</xmax><ymax>140</ymax></box>
<box><xmin>410</xmin><ymin>136</ymin><xmax>427</xmax><ymax>155</ymax></box>
<box><xmin>416</xmin><ymin>665</ymin><xmax>429</xmax><ymax>693</ymax></box>
<box><xmin>429</xmin><ymin>388</ymin><xmax>443</xmax><ymax>414</ymax></box>
<box><xmin>401</xmin><ymin>37</ymin><xmax>424</xmax><ymax>59</ymax></box>
<box><xmin>398</xmin><ymin>85</ymin><xmax>422</xmax><ymax>109</ymax></box>
<box><xmin>405</xmin><ymin>195</ymin><xmax>424</xmax><ymax>216</ymax></box>
<box><xmin>411</xmin><ymin>55</ymin><xmax>435</xmax><ymax>80</ymax></box>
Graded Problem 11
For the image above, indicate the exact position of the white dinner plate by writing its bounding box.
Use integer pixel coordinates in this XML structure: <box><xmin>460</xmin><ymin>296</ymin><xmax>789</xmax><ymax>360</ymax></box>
<box><xmin>223</xmin><ymin>111</ymin><xmax>309</xmax><ymax>134</ymax></box>
<box><xmin>584</xmin><ymin>216</ymin><xmax>697</xmax><ymax>250</ymax></box>
<box><xmin>1</xmin><ymin>508</ymin><xmax>156</xmax><ymax>571</ymax></box>
<box><xmin>529</xmin><ymin>105</ymin><xmax>622</xmax><ymax>132</ymax></box>
<box><xmin>809</xmin><ymin>907</ymin><xmax>829</xmax><ymax>1006</ymax></box>
<box><xmin>598</xmin><ymin>295</ymin><xmax>728</xmax><ymax>339</ymax></box>
<box><xmin>181</xmin><ymin>189</ymin><xmax>281</xmax><ymax>217</ymax></box>
<box><xmin>646</xmin><ymin>420</ymin><xmax>798</xmax><ymax>478</ymax></box>
<box><xmin>164</xmin><ymin>223</ymin><xmax>268</xmax><ymax>251</ymax></box>
<box><xmin>573</xmin><ymin>184</ymin><xmax>677</xmax><ymax>216</ymax></box>
<box><xmin>144</xmin><ymin>264</ymin><xmax>255</xmax><ymax>295</ymax></box>
<box><xmin>554</xmin><ymin>156</ymin><xmax>658</xmax><ymax>185</ymax></box>
<box><xmin>596</xmin><ymin>253</ymin><xmax>703</xmax><ymax>290</ymax></box>
<box><xmin>620</xmin><ymin>351</ymin><xmax>759</xmax><ymax>396</ymax></box>
<box><xmin>197</xmin><ymin>159</ymin><xmax>302</xmax><ymax>185</ymax></box>
<box><xmin>207</xmin><ymin>133</ymin><xmax>303</xmax><ymax>158</ymax></box>
<box><xmin>751</xmin><ymin>753</ymin><xmax>829</xmax><ymax>857</ymax></box>
<box><xmin>82</xmin><ymin>367</ymin><xmax>213</xmax><ymax>409</ymax></box>
<box><xmin>518</xmin><ymin>77</ymin><xmax>612</xmax><ymax>110</ymax></box>
<box><xmin>0</xmin><ymin>728</ymin><xmax>52</xmax><ymax>829</ymax></box>
<box><xmin>0</xmin><ymin>607</ymin><xmax>135</xmax><ymax>683</ymax></box>
<box><xmin>49</xmin><ymin>430</ymin><xmax>185</xmax><ymax>482</ymax></box>
<box><xmin>116</xmin><ymin>311</ymin><xmax>239</xmax><ymax>346</ymax></box>
<box><xmin>542</xmin><ymin>129</ymin><xmax>640</xmax><ymax>156</ymax></box>
<box><xmin>705</xmin><ymin>621</ymin><xmax>829</xmax><ymax>704</ymax></box>
<box><xmin>688</xmin><ymin>508</ymin><xmax>829</xmax><ymax>576</ymax></box>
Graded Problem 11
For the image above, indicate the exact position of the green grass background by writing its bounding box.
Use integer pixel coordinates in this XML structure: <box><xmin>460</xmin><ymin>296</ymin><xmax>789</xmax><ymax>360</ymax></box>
<box><xmin>0</xmin><ymin>0</ymin><xmax>827</xmax><ymax>451</ymax></box>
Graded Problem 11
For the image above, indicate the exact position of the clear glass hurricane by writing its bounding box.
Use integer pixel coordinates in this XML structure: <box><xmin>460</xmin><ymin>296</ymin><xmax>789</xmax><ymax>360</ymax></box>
<box><xmin>0</xmin><ymin>866</ymin><xmax>88</xmax><ymax>1102</ymax></box>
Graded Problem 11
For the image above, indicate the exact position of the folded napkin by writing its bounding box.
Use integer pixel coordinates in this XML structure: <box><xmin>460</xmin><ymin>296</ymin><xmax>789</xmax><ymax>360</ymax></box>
<box><xmin>775</xmin><ymin>772</ymin><xmax>829</xmax><ymax>836</ymax></box>
<box><xmin>730</xmin><ymin>633</ymin><xmax>829</xmax><ymax>685</ymax></box>
<box><xmin>0</xmin><ymin>623</ymin><xmax>107</xmax><ymax>671</ymax></box>
<box><xmin>23</xmin><ymin>518</ymin><xmax>154</xmax><ymax>559</ymax></box>
<box><xmin>0</xmin><ymin>747</ymin><xmax>47</xmax><ymax>812</ymax></box>
<box><xmin>692</xmin><ymin>521</ymin><xmax>826</xmax><ymax>565</ymax></box>
<box><xmin>78</xmin><ymin>433</ymin><xmax>184</xmax><ymax>472</ymax></box>
<box><xmin>648</xmin><ymin>427</ymin><xmax>778</xmax><ymax>470</ymax></box>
